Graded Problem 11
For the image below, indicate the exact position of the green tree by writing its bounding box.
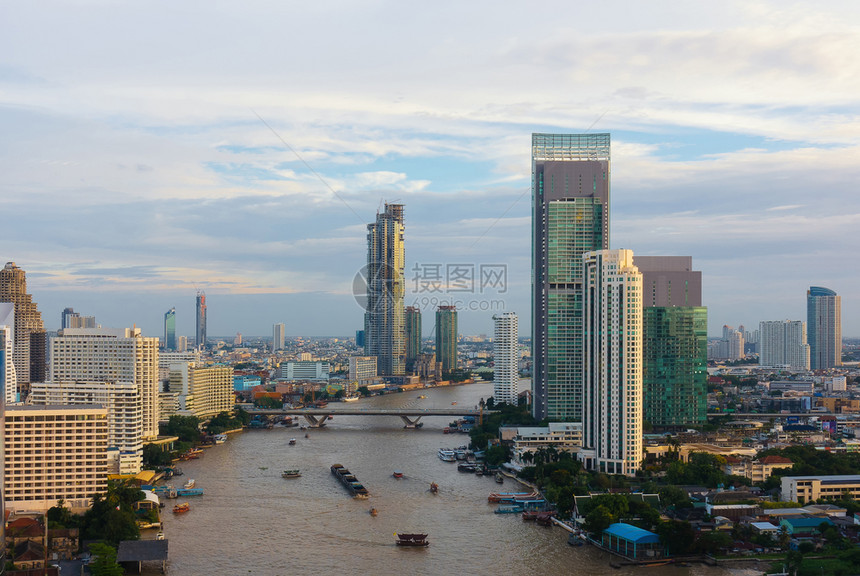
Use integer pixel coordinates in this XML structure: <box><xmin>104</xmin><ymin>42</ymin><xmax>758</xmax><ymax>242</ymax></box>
<box><xmin>693</xmin><ymin>531</ymin><xmax>732</xmax><ymax>554</ymax></box>
<box><xmin>656</xmin><ymin>520</ymin><xmax>696</xmax><ymax>555</ymax></box>
<box><xmin>88</xmin><ymin>543</ymin><xmax>123</xmax><ymax>576</ymax></box>
<box><xmin>255</xmin><ymin>396</ymin><xmax>282</xmax><ymax>409</ymax></box>
<box><xmin>583</xmin><ymin>504</ymin><xmax>614</xmax><ymax>535</ymax></box>
<box><xmin>142</xmin><ymin>443</ymin><xmax>173</xmax><ymax>467</ymax></box>
<box><xmin>163</xmin><ymin>415</ymin><xmax>201</xmax><ymax>443</ymax></box>
<box><xmin>80</xmin><ymin>480</ymin><xmax>143</xmax><ymax>546</ymax></box>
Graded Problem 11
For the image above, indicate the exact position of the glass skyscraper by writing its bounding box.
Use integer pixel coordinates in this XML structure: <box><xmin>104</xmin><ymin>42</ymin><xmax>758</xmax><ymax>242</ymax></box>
<box><xmin>405</xmin><ymin>306</ymin><xmax>421</xmax><ymax>370</ymax></box>
<box><xmin>164</xmin><ymin>307</ymin><xmax>176</xmax><ymax>351</ymax></box>
<box><xmin>807</xmin><ymin>286</ymin><xmax>842</xmax><ymax>369</ymax></box>
<box><xmin>196</xmin><ymin>291</ymin><xmax>207</xmax><ymax>351</ymax></box>
<box><xmin>364</xmin><ymin>204</ymin><xmax>406</xmax><ymax>376</ymax></box>
<box><xmin>531</xmin><ymin>134</ymin><xmax>610</xmax><ymax>421</ymax></box>
<box><xmin>435</xmin><ymin>305</ymin><xmax>458</xmax><ymax>372</ymax></box>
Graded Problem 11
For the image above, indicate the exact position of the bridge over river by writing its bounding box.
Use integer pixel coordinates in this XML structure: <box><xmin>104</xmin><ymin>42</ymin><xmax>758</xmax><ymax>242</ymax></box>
<box><xmin>246</xmin><ymin>406</ymin><xmax>486</xmax><ymax>428</ymax></box>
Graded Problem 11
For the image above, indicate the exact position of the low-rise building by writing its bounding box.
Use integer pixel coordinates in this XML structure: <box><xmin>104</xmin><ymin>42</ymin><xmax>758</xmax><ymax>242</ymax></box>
<box><xmin>511</xmin><ymin>423</ymin><xmax>582</xmax><ymax>465</ymax></box>
<box><xmin>781</xmin><ymin>475</ymin><xmax>860</xmax><ymax>504</ymax></box>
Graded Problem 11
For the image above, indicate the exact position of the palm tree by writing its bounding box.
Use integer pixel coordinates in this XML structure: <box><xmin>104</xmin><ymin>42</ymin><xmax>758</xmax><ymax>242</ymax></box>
<box><xmin>521</xmin><ymin>451</ymin><xmax>534</xmax><ymax>465</ymax></box>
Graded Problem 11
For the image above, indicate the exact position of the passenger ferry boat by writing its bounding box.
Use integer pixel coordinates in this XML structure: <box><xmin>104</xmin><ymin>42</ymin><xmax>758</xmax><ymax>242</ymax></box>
<box><xmin>172</xmin><ymin>502</ymin><xmax>190</xmax><ymax>514</ymax></box>
<box><xmin>395</xmin><ymin>533</ymin><xmax>429</xmax><ymax>547</ymax></box>
<box><xmin>437</xmin><ymin>449</ymin><xmax>456</xmax><ymax>462</ymax></box>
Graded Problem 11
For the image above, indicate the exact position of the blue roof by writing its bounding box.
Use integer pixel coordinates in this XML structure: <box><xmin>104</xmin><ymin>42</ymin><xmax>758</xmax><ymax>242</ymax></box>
<box><xmin>604</xmin><ymin>523</ymin><xmax>660</xmax><ymax>544</ymax></box>
<box><xmin>783</xmin><ymin>517</ymin><xmax>833</xmax><ymax>528</ymax></box>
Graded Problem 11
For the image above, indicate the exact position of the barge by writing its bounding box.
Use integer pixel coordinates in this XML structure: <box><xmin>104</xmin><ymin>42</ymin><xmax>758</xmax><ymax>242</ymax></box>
<box><xmin>331</xmin><ymin>464</ymin><xmax>370</xmax><ymax>498</ymax></box>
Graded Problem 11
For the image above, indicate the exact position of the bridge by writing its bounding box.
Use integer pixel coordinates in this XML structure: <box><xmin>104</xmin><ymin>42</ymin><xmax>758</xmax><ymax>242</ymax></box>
<box><xmin>247</xmin><ymin>407</ymin><xmax>484</xmax><ymax>428</ymax></box>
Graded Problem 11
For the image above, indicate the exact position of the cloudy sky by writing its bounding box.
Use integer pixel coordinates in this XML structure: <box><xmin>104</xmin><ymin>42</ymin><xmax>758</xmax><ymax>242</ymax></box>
<box><xmin>2</xmin><ymin>1</ymin><xmax>858</xmax><ymax>339</ymax></box>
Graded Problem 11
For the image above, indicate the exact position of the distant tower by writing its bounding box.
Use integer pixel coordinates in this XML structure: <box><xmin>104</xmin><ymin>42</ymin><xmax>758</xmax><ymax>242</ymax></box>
<box><xmin>364</xmin><ymin>203</ymin><xmax>406</xmax><ymax>376</ymax></box>
<box><xmin>355</xmin><ymin>330</ymin><xmax>365</xmax><ymax>348</ymax></box>
<box><xmin>532</xmin><ymin>133</ymin><xmax>610</xmax><ymax>422</ymax></box>
<box><xmin>493</xmin><ymin>312</ymin><xmax>518</xmax><ymax>406</ymax></box>
<box><xmin>582</xmin><ymin>249</ymin><xmax>643</xmax><ymax>476</ymax></box>
<box><xmin>273</xmin><ymin>323</ymin><xmax>285</xmax><ymax>351</ymax></box>
<box><xmin>435</xmin><ymin>306</ymin><xmax>458</xmax><ymax>372</ymax></box>
<box><xmin>405</xmin><ymin>306</ymin><xmax>422</xmax><ymax>370</ymax></box>
<box><xmin>759</xmin><ymin>320</ymin><xmax>810</xmax><ymax>370</ymax></box>
<box><xmin>0</xmin><ymin>262</ymin><xmax>45</xmax><ymax>388</ymax></box>
<box><xmin>807</xmin><ymin>286</ymin><xmax>842</xmax><ymax>369</ymax></box>
<box><xmin>177</xmin><ymin>335</ymin><xmax>188</xmax><ymax>353</ymax></box>
<box><xmin>164</xmin><ymin>307</ymin><xmax>176</xmax><ymax>351</ymax></box>
<box><xmin>61</xmin><ymin>307</ymin><xmax>77</xmax><ymax>330</ymax></box>
<box><xmin>0</xmin><ymin>309</ymin><xmax>18</xmax><ymax>404</ymax></box>
<box><xmin>196</xmin><ymin>291</ymin><xmax>207</xmax><ymax>351</ymax></box>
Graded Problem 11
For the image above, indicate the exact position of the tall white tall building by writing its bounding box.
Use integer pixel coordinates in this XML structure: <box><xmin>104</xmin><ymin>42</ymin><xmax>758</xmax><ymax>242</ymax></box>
<box><xmin>581</xmin><ymin>249</ymin><xmax>643</xmax><ymax>476</ymax></box>
<box><xmin>759</xmin><ymin>320</ymin><xmax>810</xmax><ymax>371</ymax></box>
<box><xmin>50</xmin><ymin>327</ymin><xmax>160</xmax><ymax>440</ymax></box>
<box><xmin>493</xmin><ymin>312</ymin><xmax>519</xmax><ymax>406</ymax></box>
<box><xmin>29</xmin><ymin>380</ymin><xmax>143</xmax><ymax>474</ymax></box>
<box><xmin>168</xmin><ymin>362</ymin><xmax>233</xmax><ymax>419</ymax></box>
<box><xmin>0</xmin><ymin>305</ymin><xmax>18</xmax><ymax>404</ymax></box>
<box><xmin>273</xmin><ymin>323</ymin><xmax>285</xmax><ymax>352</ymax></box>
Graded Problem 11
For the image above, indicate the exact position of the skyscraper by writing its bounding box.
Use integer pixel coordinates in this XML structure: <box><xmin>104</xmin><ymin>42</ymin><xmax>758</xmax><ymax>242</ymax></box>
<box><xmin>405</xmin><ymin>306</ymin><xmax>421</xmax><ymax>370</ymax></box>
<box><xmin>636</xmin><ymin>256</ymin><xmax>708</xmax><ymax>429</ymax></box>
<box><xmin>532</xmin><ymin>133</ymin><xmax>610</xmax><ymax>421</ymax></box>
<box><xmin>759</xmin><ymin>320</ymin><xmax>810</xmax><ymax>371</ymax></box>
<box><xmin>273</xmin><ymin>323</ymin><xmax>285</xmax><ymax>352</ymax></box>
<box><xmin>0</xmin><ymin>304</ymin><xmax>16</xmax><ymax>404</ymax></box>
<box><xmin>364</xmin><ymin>203</ymin><xmax>406</xmax><ymax>376</ymax></box>
<box><xmin>435</xmin><ymin>305</ymin><xmax>458</xmax><ymax>373</ymax></box>
<box><xmin>493</xmin><ymin>312</ymin><xmax>519</xmax><ymax>406</ymax></box>
<box><xmin>807</xmin><ymin>286</ymin><xmax>842</xmax><ymax>369</ymax></box>
<box><xmin>582</xmin><ymin>249</ymin><xmax>642</xmax><ymax>476</ymax></box>
<box><xmin>196</xmin><ymin>291</ymin><xmax>207</xmax><ymax>351</ymax></box>
<box><xmin>164</xmin><ymin>307</ymin><xmax>176</xmax><ymax>351</ymax></box>
<box><xmin>0</xmin><ymin>262</ymin><xmax>45</xmax><ymax>388</ymax></box>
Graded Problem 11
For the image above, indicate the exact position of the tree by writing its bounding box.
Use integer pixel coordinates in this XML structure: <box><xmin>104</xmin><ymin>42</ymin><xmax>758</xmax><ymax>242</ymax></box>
<box><xmin>142</xmin><ymin>443</ymin><xmax>173</xmax><ymax>467</ymax></box>
<box><xmin>693</xmin><ymin>531</ymin><xmax>732</xmax><ymax>554</ymax></box>
<box><xmin>163</xmin><ymin>415</ymin><xmax>201</xmax><ymax>443</ymax></box>
<box><xmin>584</xmin><ymin>505</ymin><xmax>614</xmax><ymax>535</ymax></box>
<box><xmin>88</xmin><ymin>543</ymin><xmax>124</xmax><ymax>576</ymax></box>
<box><xmin>357</xmin><ymin>386</ymin><xmax>371</xmax><ymax>397</ymax></box>
<box><xmin>656</xmin><ymin>520</ymin><xmax>696</xmax><ymax>555</ymax></box>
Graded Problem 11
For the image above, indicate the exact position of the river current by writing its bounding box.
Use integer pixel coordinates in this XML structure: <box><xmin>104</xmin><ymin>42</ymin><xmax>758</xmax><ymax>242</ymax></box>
<box><xmin>156</xmin><ymin>382</ymin><xmax>755</xmax><ymax>576</ymax></box>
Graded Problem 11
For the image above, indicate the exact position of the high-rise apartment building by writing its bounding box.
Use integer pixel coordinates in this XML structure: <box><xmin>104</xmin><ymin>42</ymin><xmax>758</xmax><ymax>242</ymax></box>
<box><xmin>164</xmin><ymin>308</ymin><xmax>176</xmax><ymax>351</ymax></box>
<box><xmin>364</xmin><ymin>203</ymin><xmax>406</xmax><ymax>376</ymax></box>
<box><xmin>50</xmin><ymin>327</ymin><xmax>160</xmax><ymax>440</ymax></box>
<box><xmin>61</xmin><ymin>308</ymin><xmax>96</xmax><ymax>330</ymax></box>
<box><xmin>348</xmin><ymin>356</ymin><xmax>377</xmax><ymax>386</ymax></box>
<box><xmin>4</xmin><ymin>405</ymin><xmax>108</xmax><ymax>512</ymax></box>
<box><xmin>0</xmin><ymin>305</ymin><xmax>17</xmax><ymax>404</ymax></box>
<box><xmin>405</xmin><ymin>306</ymin><xmax>421</xmax><ymax>370</ymax></box>
<box><xmin>273</xmin><ymin>323</ymin><xmax>285</xmax><ymax>352</ymax></box>
<box><xmin>532</xmin><ymin>133</ymin><xmax>610</xmax><ymax>421</ymax></box>
<box><xmin>435</xmin><ymin>305</ymin><xmax>458</xmax><ymax>372</ymax></box>
<box><xmin>636</xmin><ymin>256</ymin><xmax>708</xmax><ymax>429</ymax></box>
<box><xmin>29</xmin><ymin>380</ymin><xmax>143</xmax><ymax>474</ymax></box>
<box><xmin>177</xmin><ymin>335</ymin><xmax>188</xmax><ymax>353</ymax></box>
<box><xmin>196</xmin><ymin>290</ymin><xmax>207</xmax><ymax>351</ymax></box>
<box><xmin>807</xmin><ymin>287</ymin><xmax>842</xmax><ymax>369</ymax></box>
<box><xmin>493</xmin><ymin>312</ymin><xmax>519</xmax><ymax>406</ymax></box>
<box><xmin>759</xmin><ymin>320</ymin><xmax>810</xmax><ymax>371</ymax></box>
<box><xmin>581</xmin><ymin>249</ymin><xmax>642</xmax><ymax>476</ymax></box>
<box><xmin>168</xmin><ymin>363</ymin><xmax>233</xmax><ymax>419</ymax></box>
<box><xmin>0</xmin><ymin>262</ymin><xmax>45</xmax><ymax>387</ymax></box>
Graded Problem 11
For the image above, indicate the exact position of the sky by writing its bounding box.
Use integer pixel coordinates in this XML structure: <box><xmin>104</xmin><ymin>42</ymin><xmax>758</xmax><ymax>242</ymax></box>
<box><xmin>1</xmin><ymin>1</ymin><xmax>858</xmax><ymax>339</ymax></box>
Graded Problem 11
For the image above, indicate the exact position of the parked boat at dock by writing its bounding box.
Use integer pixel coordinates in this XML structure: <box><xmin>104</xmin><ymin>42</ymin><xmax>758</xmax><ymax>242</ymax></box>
<box><xmin>331</xmin><ymin>464</ymin><xmax>369</xmax><ymax>498</ymax></box>
<box><xmin>487</xmin><ymin>491</ymin><xmax>537</xmax><ymax>503</ymax></box>
<box><xmin>213</xmin><ymin>434</ymin><xmax>227</xmax><ymax>444</ymax></box>
<box><xmin>437</xmin><ymin>449</ymin><xmax>456</xmax><ymax>462</ymax></box>
<box><xmin>183</xmin><ymin>479</ymin><xmax>195</xmax><ymax>489</ymax></box>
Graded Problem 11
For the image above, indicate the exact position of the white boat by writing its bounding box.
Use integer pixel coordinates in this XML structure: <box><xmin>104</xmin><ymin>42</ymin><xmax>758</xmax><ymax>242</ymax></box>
<box><xmin>343</xmin><ymin>396</ymin><xmax>359</xmax><ymax>402</ymax></box>
<box><xmin>214</xmin><ymin>434</ymin><xmax>227</xmax><ymax>444</ymax></box>
<box><xmin>438</xmin><ymin>449</ymin><xmax>456</xmax><ymax>462</ymax></box>
<box><xmin>183</xmin><ymin>479</ymin><xmax>195</xmax><ymax>489</ymax></box>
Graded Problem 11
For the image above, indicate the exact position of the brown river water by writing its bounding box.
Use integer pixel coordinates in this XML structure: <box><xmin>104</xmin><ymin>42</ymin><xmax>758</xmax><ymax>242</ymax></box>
<box><xmin>154</xmin><ymin>382</ymin><xmax>758</xmax><ymax>576</ymax></box>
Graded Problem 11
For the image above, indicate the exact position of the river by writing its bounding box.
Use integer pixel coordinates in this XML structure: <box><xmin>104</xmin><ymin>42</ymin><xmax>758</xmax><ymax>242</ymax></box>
<box><xmin>155</xmin><ymin>382</ymin><xmax>758</xmax><ymax>576</ymax></box>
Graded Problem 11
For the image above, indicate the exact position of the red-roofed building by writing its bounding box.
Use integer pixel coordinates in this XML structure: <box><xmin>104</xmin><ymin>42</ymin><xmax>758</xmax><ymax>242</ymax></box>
<box><xmin>723</xmin><ymin>455</ymin><xmax>794</xmax><ymax>483</ymax></box>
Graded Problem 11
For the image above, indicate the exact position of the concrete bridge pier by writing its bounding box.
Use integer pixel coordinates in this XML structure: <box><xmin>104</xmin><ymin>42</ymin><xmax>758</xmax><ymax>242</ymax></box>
<box><xmin>400</xmin><ymin>415</ymin><xmax>424</xmax><ymax>429</ymax></box>
<box><xmin>302</xmin><ymin>414</ymin><xmax>330</xmax><ymax>428</ymax></box>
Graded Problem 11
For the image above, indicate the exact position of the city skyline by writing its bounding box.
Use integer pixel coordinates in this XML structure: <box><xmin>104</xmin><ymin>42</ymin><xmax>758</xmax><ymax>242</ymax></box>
<box><xmin>2</xmin><ymin>2</ymin><xmax>859</xmax><ymax>338</ymax></box>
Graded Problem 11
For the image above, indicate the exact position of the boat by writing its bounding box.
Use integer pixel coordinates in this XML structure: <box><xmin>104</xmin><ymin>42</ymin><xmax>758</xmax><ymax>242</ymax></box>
<box><xmin>429</xmin><ymin>482</ymin><xmax>438</xmax><ymax>494</ymax></box>
<box><xmin>495</xmin><ymin>504</ymin><xmax>524</xmax><ymax>514</ymax></box>
<box><xmin>567</xmin><ymin>532</ymin><xmax>584</xmax><ymax>547</ymax></box>
<box><xmin>304</xmin><ymin>433</ymin><xmax>309</xmax><ymax>438</ymax></box>
<box><xmin>183</xmin><ymin>479</ymin><xmax>195</xmax><ymax>489</ymax></box>
<box><xmin>172</xmin><ymin>502</ymin><xmax>190</xmax><ymax>514</ymax></box>
<box><xmin>417</xmin><ymin>395</ymin><xmax>426</xmax><ymax>399</ymax></box>
<box><xmin>369</xmin><ymin>507</ymin><xmax>378</xmax><ymax>517</ymax></box>
<box><xmin>213</xmin><ymin>434</ymin><xmax>227</xmax><ymax>444</ymax></box>
<box><xmin>395</xmin><ymin>533</ymin><xmax>429</xmax><ymax>547</ymax></box>
<box><xmin>393</xmin><ymin>470</ymin><xmax>404</xmax><ymax>479</ymax></box>
<box><xmin>437</xmin><ymin>449</ymin><xmax>456</xmax><ymax>462</ymax></box>
<box><xmin>343</xmin><ymin>396</ymin><xmax>359</xmax><ymax>402</ymax></box>
<box><xmin>488</xmin><ymin>491</ymin><xmax>537</xmax><ymax>503</ymax></box>
<box><xmin>156</xmin><ymin>532</ymin><xmax>165</xmax><ymax>541</ymax></box>
<box><xmin>536</xmin><ymin>511</ymin><xmax>556</xmax><ymax>526</ymax></box>
<box><xmin>176</xmin><ymin>488</ymin><xmax>204</xmax><ymax>497</ymax></box>
<box><xmin>457</xmin><ymin>463</ymin><xmax>477</xmax><ymax>473</ymax></box>
<box><xmin>282</xmin><ymin>470</ymin><xmax>301</xmax><ymax>478</ymax></box>
<box><xmin>331</xmin><ymin>464</ymin><xmax>370</xmax><ymax>498</ymax></box>
<box><xmin>288</xmin><ymin>438</ymin><xmax>297</xmax><ymax>445</ymax></box>
<box><xmin>495</xmin><ymin>473</ymin><xmax>504</xmax><ymax>484</ymax></box>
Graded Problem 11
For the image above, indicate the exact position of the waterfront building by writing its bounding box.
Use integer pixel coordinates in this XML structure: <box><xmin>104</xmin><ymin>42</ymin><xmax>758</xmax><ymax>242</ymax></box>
<box><xmin>0</xmin><ymin>262</ymin><xmax>46</xmax><ymax>388</ymax></box>
<box><xmin>405</xmin><ymin>306</ymin><xmax>421</xmax><ymax>370</ymax></box>
<box><xmin>493</xmin><ymin>312</ymin><xmax>519</xmax><ymax>406</ymax></box>
<box><xmin>29</xmin><ymin>381</ymin><xmax>143</xmax><ymax>474</ymax></box>
<box><xmin>0</xmin><ymin>317</ymin><xmax>4</xmax><ymax>570</ymax></box>
<box><xmin>167</xmin><ymin>363</ymin><xmax>234</xmax><ymax>419</ymax></box>
<box><xmin>158</xmin><ymin>350</ymin><xmax>201</xmax><ymax>380</ymax></box>
<box><xmin>364</xmin><ymin>203</ymin><xmax>406</xmax><ymax>376</ymax></box>
<box><xmin>807</xmin><ymin>286</ymin><xmax>842</xmax><ymax>369</ymax></box>
<box><xmin>531</xmin><ymin>133</ymin><xmax>610</xmax><ymax>422</ymax></box>
<box><xmin>435</xmin><ymin>306</ymin><xmax>458</xmax><ymax>372</ymax></box>
<box><xmin>635</xmin><ymin>256</ymin><xmax>707</xmax><ymax>429</ymax></box>
<box><xmin>279</xmin><ymin>361</ymin><xmax>330</xmax><ymax>381</ymax></box>
<box><xmin>163</xmin><ymin>308</ymin><xmax>176</xmax><ymax>351</ymax></box>
<box><xmin>50</xmin><ymin>327</ymin><xmax>160</xmax><ymax>440</ymax></box>
<box><xmin>273</xmin><ymin>323</ymin><xmax>285</xmax><ymax>352</ymax></box>
<box><xmin>4</xmin><ymin>404</ymin><xmax>108</xmax><ymax>512</ymax></box>
<box><xmin>581</xmin><ymin>249</ymin><xmax>642</xmax><ymax>476</ymax></box>
<box><xmin>196</xmin><ymin>290</ymin><xmax>207</xmax><ymax>351</ymax></box>
<box><xmin>782</xmin><ymin>475</ymin><xmax>860</xmax><ymax>504</ymax></box>
<box><xmin>511</xmin><ymin>422</ymin><xmax>582</xmax><ymax>466</ymax></box>
<box><xmin>348</xmin><ymin>356</ymin><xmax>377</xmax><ymax>386</ymax></box>
<box><xmin>759</xmin><ymin>320</ymin><xmax>810</xmax><ymax>370</ymax></box>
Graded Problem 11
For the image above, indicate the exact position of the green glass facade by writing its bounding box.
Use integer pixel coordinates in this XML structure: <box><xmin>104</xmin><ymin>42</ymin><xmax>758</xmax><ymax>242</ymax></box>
<box><xmin>435</xmin><ymin>306</ymin><xmax>457</xmax><ymax>372</ymax></box>
<box><xmin>642</xmin><ymin>306</ymin><xmax>708</xmax><ymax>428</ymax></box>
<box><xmin>405</xmin><ymin>306</ymin><xmax>421</xmax><ymax>370</ymax></box>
